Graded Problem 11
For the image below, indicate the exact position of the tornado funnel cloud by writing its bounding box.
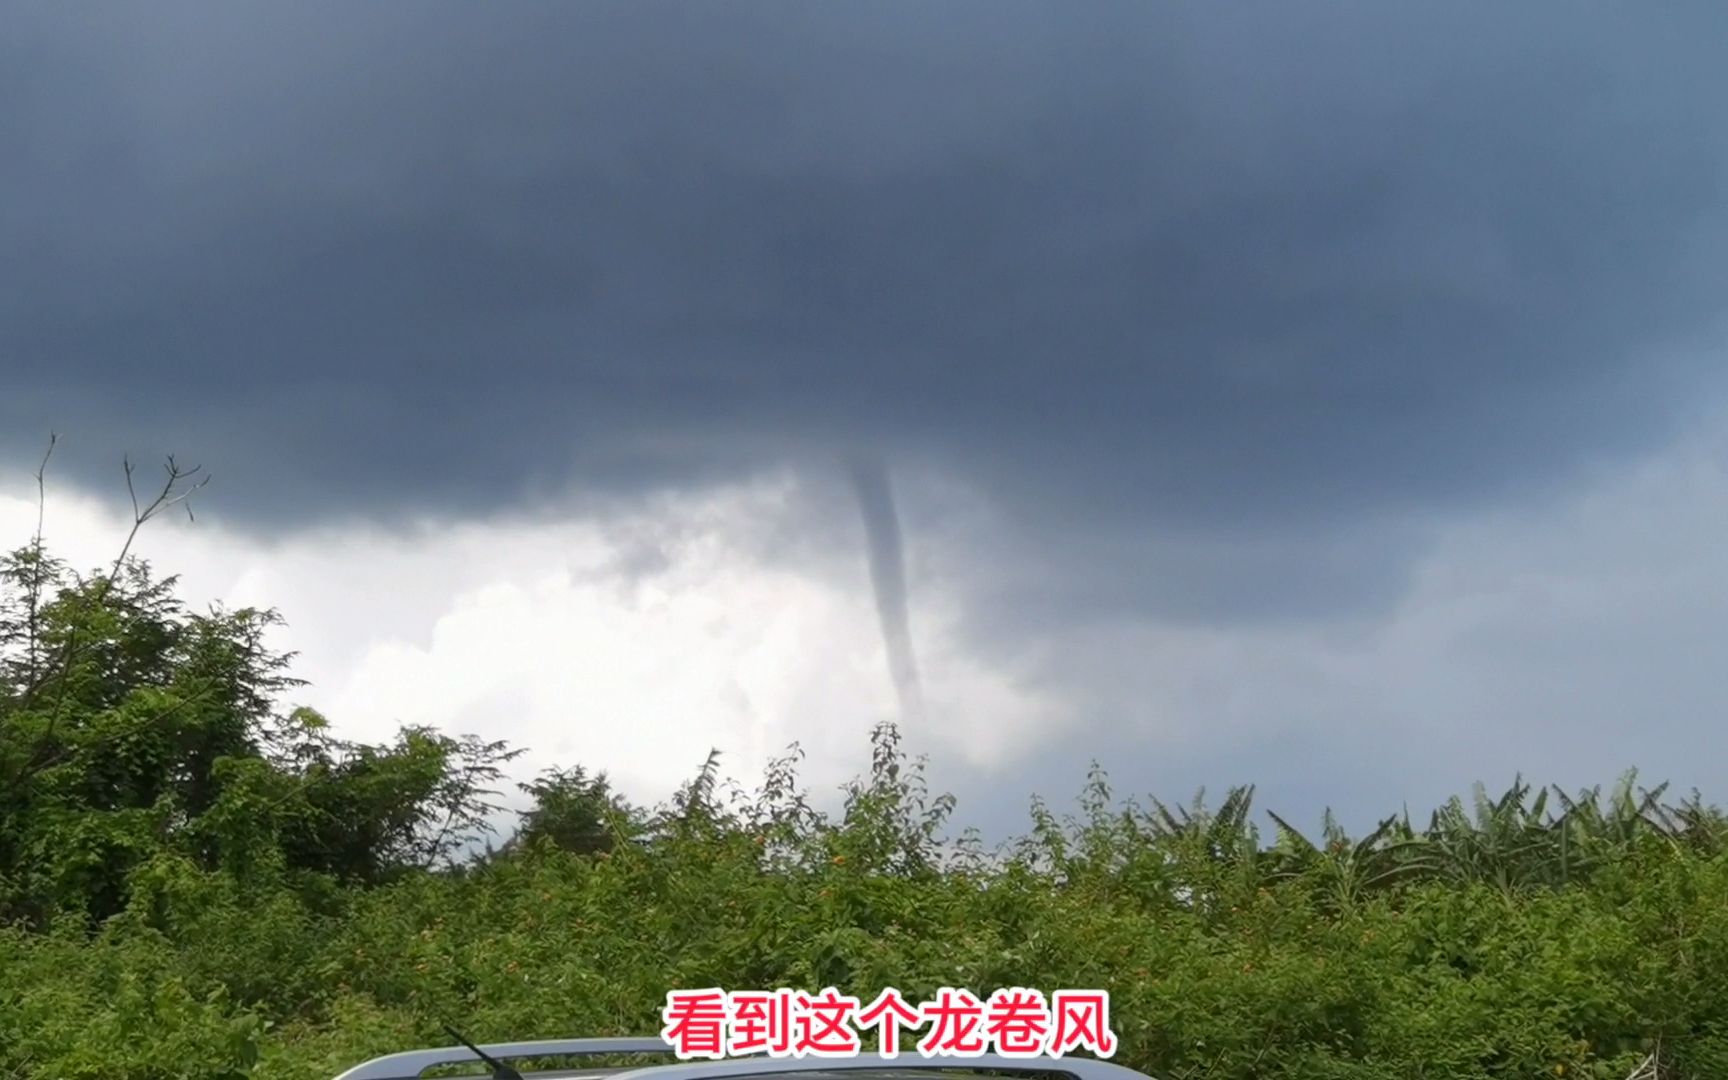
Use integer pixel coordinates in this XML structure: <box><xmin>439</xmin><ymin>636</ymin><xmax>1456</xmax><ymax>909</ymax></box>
<box><xmin>848</xmin><ymin>458</ymin><xmax>925</xmax><ymax>725</ymax></box>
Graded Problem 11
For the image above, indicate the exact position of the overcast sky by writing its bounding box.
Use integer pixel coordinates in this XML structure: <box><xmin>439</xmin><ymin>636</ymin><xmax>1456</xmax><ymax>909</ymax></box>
<box><xmin>6</xmin><ymin>2</ymin><xmax>1728</xmax><ymax>837</ymax></box>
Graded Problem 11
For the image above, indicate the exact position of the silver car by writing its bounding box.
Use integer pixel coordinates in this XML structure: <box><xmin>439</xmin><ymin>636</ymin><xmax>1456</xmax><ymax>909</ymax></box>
<box><xmin>334</xmin><ymin>1036</ymin><xmax>1155</xmax><ymax>1080</ymax></box>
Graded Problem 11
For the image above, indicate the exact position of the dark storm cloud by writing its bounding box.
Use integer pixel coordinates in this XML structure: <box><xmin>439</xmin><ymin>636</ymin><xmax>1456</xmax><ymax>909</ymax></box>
<box><xmin>4</xmin><ymin>1</ymin><xmax>1728</xmax><ymax>619</ymax></box>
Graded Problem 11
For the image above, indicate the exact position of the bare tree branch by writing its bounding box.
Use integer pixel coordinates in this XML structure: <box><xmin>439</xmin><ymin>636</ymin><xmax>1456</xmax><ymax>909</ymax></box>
<box><xmin>7</xmin><ymin>453</ymin><xmax>213</xmax><ymax>790</ymax></box>
<box><xmin>33</xmin><ymin>434</ymin><xmax>55</xmax><ymax>544</ymax></box>
<box><xmin>22</xmin><ymin>433</ymin><xmax>57</xmax><ymax>685</ymax></box>
<box><xmin>108</xmin><ymin>454</ymin><xmax>210</xmax><ymax>592</ymax></box>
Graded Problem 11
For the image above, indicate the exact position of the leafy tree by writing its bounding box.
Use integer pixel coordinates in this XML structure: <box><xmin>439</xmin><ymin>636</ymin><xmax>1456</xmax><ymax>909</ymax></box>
<box><xmin>509</xmin><ymin>765</ymin><xmax>641</xmax><ymax>856</ymax></box>
<box><xmin>0</xmin><ymin>447</ymin><xmax>520</xmax><ymax>925</ymax></box>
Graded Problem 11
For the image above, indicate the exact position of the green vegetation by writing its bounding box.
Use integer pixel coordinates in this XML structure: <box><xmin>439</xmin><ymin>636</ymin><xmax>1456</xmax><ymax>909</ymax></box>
<box><xmin>4</xmin><ymin>460</ymin><xmax>1727</xmax><ymax>1079</ymax></box>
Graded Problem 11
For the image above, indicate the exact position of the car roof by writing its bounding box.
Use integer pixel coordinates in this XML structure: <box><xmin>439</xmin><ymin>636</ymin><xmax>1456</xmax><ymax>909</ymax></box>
<box><xmin>332</xmin><ymin>1039</ymin><xmax>1153</xmax><ymax>1080</ymax></box>
<box><xmin>481</xmin><ymin>1073</ymin><xmax>1060</xmax><ymax>1080</ymax></box>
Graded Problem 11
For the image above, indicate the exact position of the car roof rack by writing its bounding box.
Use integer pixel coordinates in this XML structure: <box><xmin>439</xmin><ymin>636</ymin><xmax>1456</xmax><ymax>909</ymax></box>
<box><xmin>334</xmin><ymin>1037</ymin><xmax>676</xmax><ymax>1080</ymax></box>
<box><xmin>603</xmin><ymin>1052</ymin><xmax>1155</xmax><ymax>1080</ymax></box>
<box><xmin>334</xmin><ymin>1039</ymin><xmax>1156</xmax><ymax>1080</ymax></box>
